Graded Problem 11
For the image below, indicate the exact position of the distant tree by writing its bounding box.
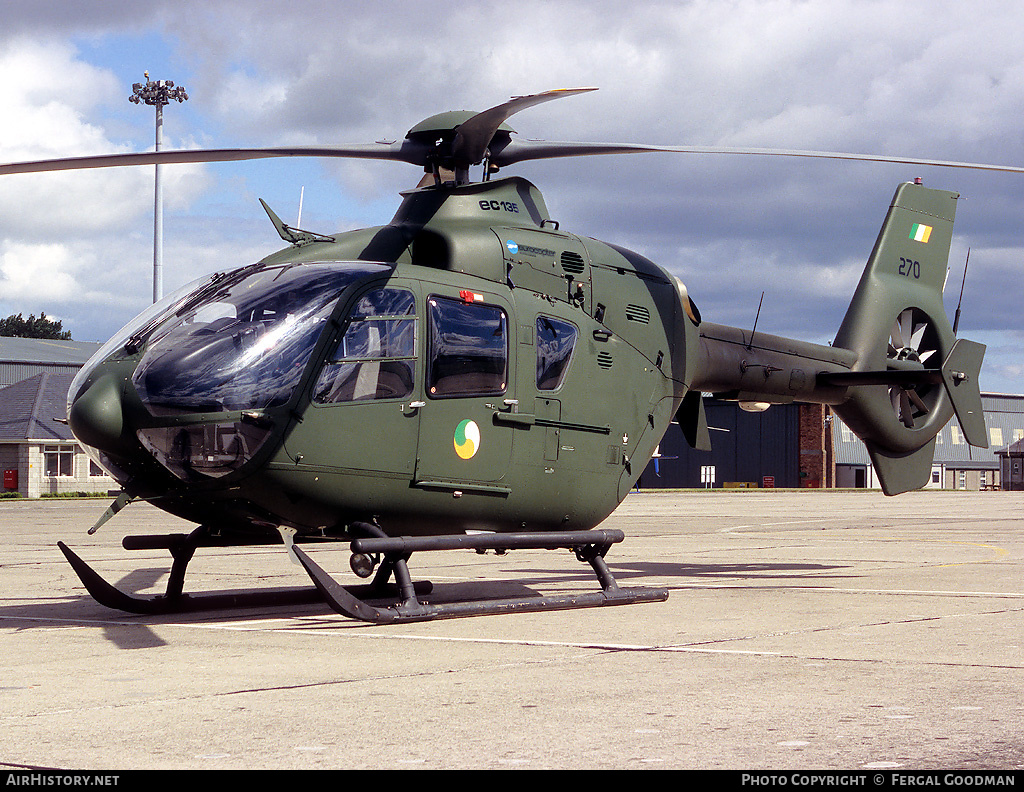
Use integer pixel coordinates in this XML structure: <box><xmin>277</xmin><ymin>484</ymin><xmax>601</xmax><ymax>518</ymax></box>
<box><xmin>0</xmin><ymin>312</ymin><xmax>72</xmax><ymax>340</ymax></box>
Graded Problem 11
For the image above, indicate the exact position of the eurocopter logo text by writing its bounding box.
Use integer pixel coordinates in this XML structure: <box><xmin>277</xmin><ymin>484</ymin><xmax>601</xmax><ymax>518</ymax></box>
<box><xmin>508</xmin><ymin>240</ymin><xmax>558</xmax><ymax>258</ymax></box>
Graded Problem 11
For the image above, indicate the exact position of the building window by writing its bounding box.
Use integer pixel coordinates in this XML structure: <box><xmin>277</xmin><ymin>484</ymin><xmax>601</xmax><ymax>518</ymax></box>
<box><xmin>44</xmin><ymin>446</ymin><xmax>74</xmax><ymax>477</ymax></box>
<box><xmin>89</xmin><ymin>460</ymin><xmax>106</xmax><ymax>477</ymax></box>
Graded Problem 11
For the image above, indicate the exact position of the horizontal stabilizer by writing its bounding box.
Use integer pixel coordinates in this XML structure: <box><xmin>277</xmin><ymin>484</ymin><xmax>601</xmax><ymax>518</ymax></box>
<box><xmin>941</xmin><ymin>338</ymin><xmax>987</xmax><ymax>447</ymax></box>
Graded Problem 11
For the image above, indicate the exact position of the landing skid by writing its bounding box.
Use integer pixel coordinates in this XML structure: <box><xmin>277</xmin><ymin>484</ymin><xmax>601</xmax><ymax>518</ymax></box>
<box><xmin>58</xmin><ymin>526</ymin><xmax>667</xmax><ymax>622</ymax></box>
<box><xmin>57</xmin><ymin>526</ymin><xmax>430</xmax><ymax>616</ymax></box>
<box><xmin>293</xmin><ymin>529</ymin><xmax>669</xmax><ymax>624</ymax></box>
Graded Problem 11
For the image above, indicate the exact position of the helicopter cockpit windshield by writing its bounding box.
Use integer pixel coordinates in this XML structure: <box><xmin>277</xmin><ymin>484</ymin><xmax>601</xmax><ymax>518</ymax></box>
<box><xmin>132</xmin><ymin>261</ymin><xmax>393</xmax><ymax>416</ymax></box>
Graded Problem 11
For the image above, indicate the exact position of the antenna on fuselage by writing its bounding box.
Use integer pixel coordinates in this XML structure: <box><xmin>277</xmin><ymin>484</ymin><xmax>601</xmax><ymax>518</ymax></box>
<box><xmin>952</xmin><ymin>248</ymin><xmax>970</xmax><ymax>336</ymax></box>
<box><xmin>747</xmin><ymin>291</ymin><xmax>765</xmax><ymax>350</ymax></box>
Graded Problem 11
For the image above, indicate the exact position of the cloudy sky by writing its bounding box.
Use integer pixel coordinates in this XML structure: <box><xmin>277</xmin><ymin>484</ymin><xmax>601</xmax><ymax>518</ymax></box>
<box><xmin>2</xmin><ymin>0</ymin><xmax>1023</xmax><ymax>393</ymax></box>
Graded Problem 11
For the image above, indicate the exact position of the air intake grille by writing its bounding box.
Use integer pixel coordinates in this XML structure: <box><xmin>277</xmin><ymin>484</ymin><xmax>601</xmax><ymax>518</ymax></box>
<box><xmin>597</xmin><ymin>351</ymin><xmax>614</xmax><ymax>369</ymax></box>
<box><xmin>560</xmin><ymin>251</ymin><xmax>585</xmax><ymax>274</ymax></box>
<box><xmin>625</xmin><ymin>304</ymin><xmax>650</xmax><ymax>324</ymax></box>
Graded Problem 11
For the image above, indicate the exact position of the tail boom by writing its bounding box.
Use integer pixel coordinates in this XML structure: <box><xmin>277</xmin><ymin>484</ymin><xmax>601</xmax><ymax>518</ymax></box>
<box><xmin>684</xmin><ymin>181</ymin><xmax>987</xmax><ymax>495</ymax></box>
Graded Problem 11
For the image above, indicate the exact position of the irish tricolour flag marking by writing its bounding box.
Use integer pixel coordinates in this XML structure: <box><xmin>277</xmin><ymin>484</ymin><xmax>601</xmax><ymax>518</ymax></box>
<box><xmin>910</xmin><ymin>223</ymin><xmax>933</xmax><ymax>243</ymax></box>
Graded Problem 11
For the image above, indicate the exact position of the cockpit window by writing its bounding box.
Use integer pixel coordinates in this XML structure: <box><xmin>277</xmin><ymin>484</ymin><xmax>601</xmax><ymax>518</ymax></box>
<box><xmin>536</xmin><ymin>315</ymin><xmax>577</xmax><ymax>390</ymax></box>
<box><xmin>132</xmin><ymin>261</ymin><xmax>391</xmax><ymax>415</ymax></box>
<box><xmin>314</xmin><ymin>287</ymin><xmax>417</xmax><ymax>403</ymax></box>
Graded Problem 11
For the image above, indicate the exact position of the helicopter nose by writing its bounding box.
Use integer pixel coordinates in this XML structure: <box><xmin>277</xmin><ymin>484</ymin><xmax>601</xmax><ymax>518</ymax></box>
<box><xmin>68</xmin><ymin>374</ymin><xmax>129</xmax><ymax>456</ymax></box>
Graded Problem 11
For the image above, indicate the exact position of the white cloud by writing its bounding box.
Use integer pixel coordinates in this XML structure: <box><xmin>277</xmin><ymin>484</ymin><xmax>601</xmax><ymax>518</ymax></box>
<box><xmin>0</xmin><ymin>241</ymin><xmax>85</xmax><ymax>303</ymax></box>
<box><xmin>0</xmin><ymin>34</ymin><xmax>218</xmax><ymax>322</ymax></box>
<box><xmin>0</xmin><ymin>37</ymin><xmax>212</xmax><ymax>238</ymax></box>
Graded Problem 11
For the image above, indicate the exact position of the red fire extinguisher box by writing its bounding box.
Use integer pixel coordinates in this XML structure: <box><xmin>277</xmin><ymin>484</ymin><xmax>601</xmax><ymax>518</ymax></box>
<box><xmin>3</xmin><ymin>470</ymin><xmax>17</xmax><ymax>490</ymax></box>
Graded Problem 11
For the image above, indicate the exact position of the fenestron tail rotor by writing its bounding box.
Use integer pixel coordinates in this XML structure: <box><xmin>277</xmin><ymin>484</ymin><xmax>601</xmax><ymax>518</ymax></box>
<box><xmin>888</xmin><ymin>308</ymin><xmax>940</xmax><ymax>429</ymax></box>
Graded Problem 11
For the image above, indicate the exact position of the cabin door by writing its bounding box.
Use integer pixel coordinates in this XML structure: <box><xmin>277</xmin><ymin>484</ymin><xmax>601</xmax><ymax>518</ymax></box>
<box><xmin>413</xmin><ymin>288</ymin><xmax>515</xmax><ymax>491</ymax></box>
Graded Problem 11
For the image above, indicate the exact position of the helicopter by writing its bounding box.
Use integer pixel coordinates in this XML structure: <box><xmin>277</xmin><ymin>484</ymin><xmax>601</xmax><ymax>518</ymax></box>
<box><xmin>0</xmin><ymin>88</ymin><xmax>995</xmax><ymax>623</ymax></box>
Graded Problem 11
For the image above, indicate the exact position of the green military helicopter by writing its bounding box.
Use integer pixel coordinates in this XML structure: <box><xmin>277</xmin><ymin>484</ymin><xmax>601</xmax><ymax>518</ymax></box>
<box><xmin>1</xmin><ymin>88</ymin><xmax>995</xmax><ymax>622</ymax></box>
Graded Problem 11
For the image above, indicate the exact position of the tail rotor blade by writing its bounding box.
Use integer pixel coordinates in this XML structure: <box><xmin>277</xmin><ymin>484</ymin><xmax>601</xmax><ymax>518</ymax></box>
<box><xmin>907</xmin><ymin>388</ymin><xmax>929</xmax><ymax>415</ymax></box>
<box><xmin>891</xmin><ymin>320</ymin><xmax>905</xmax><ymax>349</ymax></box>
<box><xmin>899</xmin><ymin>390</ymin><xmax>915</xmax><ymax>427</ymax></box>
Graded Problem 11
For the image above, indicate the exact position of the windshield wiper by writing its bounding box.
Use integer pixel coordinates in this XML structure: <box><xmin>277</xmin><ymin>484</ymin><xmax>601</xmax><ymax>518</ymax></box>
<box><xmin>123</xmin><ymin>263</ymin><xmax>268</xmax><ymax>355</ymax></box>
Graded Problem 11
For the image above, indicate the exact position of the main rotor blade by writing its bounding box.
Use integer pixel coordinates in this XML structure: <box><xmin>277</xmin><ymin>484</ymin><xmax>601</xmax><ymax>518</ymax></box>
<box><xmin>451</xmin><ymin>87</ymin><xmax>597</xmax><ymax>167</ymax></box>
<box><xmin>4</xmin><ymin>120</ymin><xmax>1024</xmax><ymax>178</ymax></box>
<box><xmin>0</xmin><ymin>89</ymin><xmax>600</xmax><ymax>177</ymax></box>
<box><xmin>493</xmin><ymin>138</ymin><xmax>1024</xmax><ymax>174</ymax></box>
<box><xmin>493</xmin><ymin>139</ymin><xmax>686</xmax><ymax>166</ymax></box>
<box><xmin>0</xmin><ymin>142</ymin><xmax>428</xmax><ymax>176</ymax></box>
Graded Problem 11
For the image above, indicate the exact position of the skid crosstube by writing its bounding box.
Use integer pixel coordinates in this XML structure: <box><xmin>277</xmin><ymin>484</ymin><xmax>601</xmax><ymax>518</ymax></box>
<box><xmin>293</xmin><ymin>529</ymin><xmax>670</xmax><ymax>624</ymax></box>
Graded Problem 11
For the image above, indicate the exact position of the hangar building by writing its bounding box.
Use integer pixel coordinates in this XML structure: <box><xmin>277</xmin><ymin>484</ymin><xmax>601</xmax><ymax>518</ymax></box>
<box><xmin>639</xmin><ymin>394</ymin><xmax>1024</xmax><ymax>491</ymax></box>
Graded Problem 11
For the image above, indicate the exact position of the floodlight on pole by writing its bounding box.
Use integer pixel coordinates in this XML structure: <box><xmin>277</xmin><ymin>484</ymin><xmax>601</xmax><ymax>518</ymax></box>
<box><xmin>130</xmin><ymin>72</ymin><xmax>188</xmax><ymax>303</ymax></box>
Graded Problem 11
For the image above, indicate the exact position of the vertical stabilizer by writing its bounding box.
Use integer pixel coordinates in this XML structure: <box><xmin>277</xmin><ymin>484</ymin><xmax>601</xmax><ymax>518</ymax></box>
<box><xmin>830</xmin><ymin>182</ymin><xmax>986</xmax><ymax>494</ymax></box>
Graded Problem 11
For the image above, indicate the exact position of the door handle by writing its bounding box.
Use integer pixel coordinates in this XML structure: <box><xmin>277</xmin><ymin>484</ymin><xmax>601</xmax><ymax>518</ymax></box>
<box><xmin>493</xmin><ymin>411</ymin><xmax>536</xmax><ymax>427</ymax></box>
